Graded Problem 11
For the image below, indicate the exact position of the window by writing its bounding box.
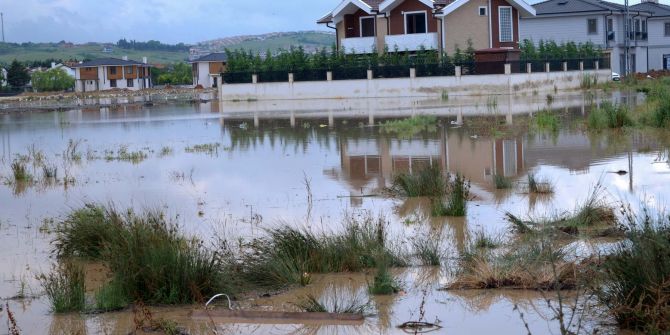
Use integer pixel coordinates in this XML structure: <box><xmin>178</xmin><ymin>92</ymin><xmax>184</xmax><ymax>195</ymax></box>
<box><xmin>607</xmin><ymin>18</ymin><xmax>613</xmax><ymax>32</ymax></box>
<box><xmin>499</xmin><ymin>7</ymin><xmax>513</xmax><ymax>42</ymax></box>
<box><xmin>127</xmin><ymin>79</ymin><xmax>133</xmax><ymax>87</ymax></box>
<box><xmin>405</xmin><ymin>11</ymin><xmax>427</xmax><ymax>34</ymax></box>
<box><xmin>665</xmin><ymin>22</ymin><xmax>670</xmax><ymax>36</ymax></box>
<box><xmin>360</xmin><ymin>16</ymin><xmax>375</xmax><ymax>37</ymax></box>
<box><xmin>125</xmin><ymin>66</ymin><xmax>133</xmax><ymax>74</ymax></box>
<box><xmin>109</xmin><ymin>66</ymin><xmax>117</xmax><ymax>75</ymax></box>
<box><xmin>479</xmin><ymin>6</ymin><xmax>487</xmax><ymax>16</ymax></box>
<box><xmin>110</xmin><ymin>79</ymin><xmax>117</xmax><ymax>88</ymax></box>
<box><xmin>587</xmin><ymin>18</ymin><xmax>597</xmax><ymax>34</ymax></box>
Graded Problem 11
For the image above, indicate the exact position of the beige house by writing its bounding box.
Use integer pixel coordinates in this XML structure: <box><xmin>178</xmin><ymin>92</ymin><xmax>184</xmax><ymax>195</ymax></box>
<box><xmin>190</xmin><ymin>53</ymin><xmax>227</xmax><ymax>88</ymax></box>
<box><xmin>318</xmin><ymin>0</ymin><xmax>535</xmax><ymax>55</ymax></box>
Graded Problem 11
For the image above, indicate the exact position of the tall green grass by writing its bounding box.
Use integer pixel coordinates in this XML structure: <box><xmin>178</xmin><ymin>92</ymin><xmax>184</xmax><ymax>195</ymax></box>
<box><xmin>392</xmin><ymin>165</ymin><xmax>445</xmax><ymax>197</ymax></box>
<box><xmin>380</xmin><ymin>115</ymin><xmax>437</xmax><ymax>139</ymax></box>
<box><xmin>639</xmin><ymin>79</ymin><xmax>670</xmax><ymax>128</ymax></box>
<box><xmin>587</xmin><ymin>102</ymin><xmax>633</xmax><ymax>130</ymax></box>
<box><xmin>38</xmin><ymin>262</ymin><xmax>86</xmax><ymax>313</ymax></box>
<box><xmin>598</xmin><ymin>207</ymin><xmax>670</xmax><ymax>332</ymax></box>
<box><xmin>236</xmin><ymin>214</ymin><xmax>406</xmax><ymax>289</ymax></box>
<box><xmin>11</xmin><ymin>159</ymin><xmax>32</xmax><ymax>183</ymax></box>
<box><xmin>54</xmin><ymin>204</ymin><xmax>228</xmax><ymax>306</ymax></box>
<box><xmin>411</xmin><ymin>235</ymin><xmax>442</xmax><ymax>266</ymax></box>
<box><xmin>493</xmin><ymin>174</ymin><xmax>512</xmax><ymax>189</ymax></box>
<box><xmin>431</xmin><ymin>174</ymin><xmax>470</xmax><ymax>217</ymax></box>
<box><xmin>533</xmin><ymin>110</ymin><xmax>560</xmax><ymax>133</ymax></box>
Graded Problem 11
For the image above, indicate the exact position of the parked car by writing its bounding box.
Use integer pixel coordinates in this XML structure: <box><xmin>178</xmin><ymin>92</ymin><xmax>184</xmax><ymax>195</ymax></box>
<box><xmin>612</xmin><ymin>72</ymin><xmax>621</xmax><ymax>81</ymax></box>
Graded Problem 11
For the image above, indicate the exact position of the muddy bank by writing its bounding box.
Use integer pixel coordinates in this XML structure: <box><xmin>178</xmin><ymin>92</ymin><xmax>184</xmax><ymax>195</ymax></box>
<box><xmin>0</xmin><ymin>88</ymin><xmax>217</xmax><ymax>113</ymax></box>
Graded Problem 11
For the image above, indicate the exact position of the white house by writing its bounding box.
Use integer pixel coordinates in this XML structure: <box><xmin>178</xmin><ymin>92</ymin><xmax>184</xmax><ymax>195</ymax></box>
<box><xmin>73</xmin><ymin>57</ymin><xmax>152</xmax><ymax>92</ymax></box>
<box><xmin>51</xmin><ymin>62</ymin><xmax>75</xmax><ymax>77</ymax></box>
<box><xmin>519</xmin><ymin>0</ymin><xmax>670</xmax><ymax>74</ymax></box>
<box><xmin>631</xmin><ymin>0</ymin><xmax>670</xmax><ymax>70</ymax></box>
<box><xmin>190</xmin><ymin>53</ymin><xmax>227</xmax><ymax>88</ymax></box>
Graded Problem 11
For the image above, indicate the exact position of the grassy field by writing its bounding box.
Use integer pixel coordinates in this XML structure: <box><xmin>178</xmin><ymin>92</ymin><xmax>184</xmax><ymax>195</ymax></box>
<box><xmin>0</xmin><ymin>31</ymin><xmax>336</xmax><ymax>65</ymax></box>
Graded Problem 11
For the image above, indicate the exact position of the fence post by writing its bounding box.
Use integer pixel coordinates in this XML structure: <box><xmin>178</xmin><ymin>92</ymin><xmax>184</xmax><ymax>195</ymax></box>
<box><xmin>327</xmin><ymin>71</ymin><xmax>333</xmax><ymax>81</ymax></box>
<box><xmin>252</xmin><ymin>74</ymin><xmax>258</xmax><ymax>84</ymax></box>
<box><xmin>579</xmin><ymin>61</ymin><xmax>584</xmax><ymax>71</ymax></box>
<box><xmin>545</xmin><ymin>62</ymin><xmax>550</xmax><ymax>73</ymax></box>
<box><xmin>455</xmin><ymin>66</ymin><xmax>462</xmax><ymax>77</ymax></box>
<box><xmin>526</xmin><ymin>63</ymin><xmax>532</xmax><ymax>74</ymax></box>
<box><xmin>562</xmin><ymin>62</ymin><xmax>567</xmax><ymax>72</ymax></box>
<box><xmin>410</xmin><ymin>68</ymin><xmax>416</xmax><ymax>78</ymax></box>
<box><xmin>595</xmin><ymin>61</ymin><xmax>600</xmax><ymax>71</ymax></box>
<box><xmin>288</xmin><ymin>73</ymin><xmax>294</xmax><ymax>83</ymax></box>
<box><xmin>504</xmin><ymin>63</ymin><xmax>511</xmax><ymax>75</ymax></box>
<box><xmin>367</xmin><ymin>69</ymin><xmax>373</xmax><ymax>80</ymax></box>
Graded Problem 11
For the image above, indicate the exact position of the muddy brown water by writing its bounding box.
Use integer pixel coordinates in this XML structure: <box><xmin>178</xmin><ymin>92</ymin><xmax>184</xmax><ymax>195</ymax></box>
<box><xmin>0</xmin><ymin>92</ymin><xmax>668</xmax><ymax>334</ymax></box>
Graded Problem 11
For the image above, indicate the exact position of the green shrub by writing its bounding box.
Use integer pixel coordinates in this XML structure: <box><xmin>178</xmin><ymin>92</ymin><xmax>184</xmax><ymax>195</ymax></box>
<box><xmin>533</xmin><ymin>110</ymin><xmax>559</xmax><ymax>133</ymax></box>
<box><xmin>587</xmin><ymin>102</ymin><xmax>633</xmax><ymax>130</ymax></box>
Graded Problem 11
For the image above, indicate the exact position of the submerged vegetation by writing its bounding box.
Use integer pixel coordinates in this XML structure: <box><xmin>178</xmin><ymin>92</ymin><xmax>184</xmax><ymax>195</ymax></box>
<box><xmin>294</xmin><ymin>286</ymin><xmax>372</xmax><ymax>315</ymax></box>
<box><xmin>380</xmin><ymin>115</ymin><xmax>438</xmax><ymax>139</ymax></box>
<box><xmin>431</xmin><ymin>174</ymin><xmax>471</xmax><ymax>217</ymax></box>
<box><xmin>37</xmin><ymin>262</ymin><xmax>86</xmax><ymax>313</ymax></box>
<box><xmin>533</xmin><ymin>110</ymin><xmax>560</xmax><ymax>133</ymax></box>
<box><xmin>587</xmin><ymin>102</ymin><xmax>633</xmax><ymax>130</ymax></box>
<box><xmin>493</xmin><ymin>174</ymin><xmax>513</xmax><ymax>190</ymax></box>
<box><xmin>527</xmin><ymin>173</ymin><xmax>554</xmax><ymax>194</ymax></box>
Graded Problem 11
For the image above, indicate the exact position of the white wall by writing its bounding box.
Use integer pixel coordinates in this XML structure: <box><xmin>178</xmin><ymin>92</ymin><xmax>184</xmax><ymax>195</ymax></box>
<box><xmin>196</xmin><ymin>63</ymin><xmax>211</xmax><ymax>87</ymax></box>
<box><xmin>647</xmin><ymin>19</ymin><xmax>670</xmax><ymax>70</ymax></box>
<box><xmin>75</xmin><ymin>66</ymin><xmax>145</xmax><ymax>92</ymax></box>
<box><xmin>520</xmin><ymin>14</ymin><xmax>607</xmax><ymax>46</ymax></box>
<box><xmin>220</xmin><ymin>69</ymin><xmax>610</xmax><ymax>101</ymax></box>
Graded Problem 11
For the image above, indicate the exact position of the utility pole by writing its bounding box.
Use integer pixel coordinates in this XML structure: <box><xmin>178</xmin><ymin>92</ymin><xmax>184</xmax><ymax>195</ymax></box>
<box><xmin>624</xmin><ymin>0</ymin><xmax>630</xmax><ymax>76</ymax></box>
<box><xmin>1</xmin><ymin>13</ymin><xmax>4</xmax><ymax>43</ymax></box>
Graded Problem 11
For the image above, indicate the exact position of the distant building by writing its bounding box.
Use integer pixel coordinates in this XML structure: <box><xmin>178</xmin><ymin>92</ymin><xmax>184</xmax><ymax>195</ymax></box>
<box><xmin>102</xmin><ymin>46</ymin><xmax>114</xmax><ymax>53</ymax></box>
<box><xmin>51</xmin><ymin>62</ymin><xmax>75</xmax><ymax>77</ymax></box>
<box><xmin>190</xmin><ymin>53</ymin><xmax>227</xmax><ymax>88</ymax></box>
<box><xmin>73</xmin><ymin>57</ymin><xmax>152</xmax><ymax>92</ymax></box>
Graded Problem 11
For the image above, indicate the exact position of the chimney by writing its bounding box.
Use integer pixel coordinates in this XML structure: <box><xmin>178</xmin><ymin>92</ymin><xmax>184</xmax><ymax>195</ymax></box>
<box><xmin>142</xmin><ymin>56</ymin><xmax>147</xmax><ymax>64</ymax></box>
<box><xmin>122</xmin><ymin>55</ymin><xmax>128</xmax><ymax>61</ymax></box>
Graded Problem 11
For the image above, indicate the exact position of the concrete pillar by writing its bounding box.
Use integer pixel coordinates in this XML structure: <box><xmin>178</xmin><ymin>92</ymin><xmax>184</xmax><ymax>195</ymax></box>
<box><xmin>409</xmin><ymin>68</ymin><xmax>416</xmax><ymax>78</ymax></box>
<box><xmin>545</xmin><ymin>62</ymin><xmax>550</xmax><ymax>73</ymax></box>
<box><xmin>504</xmin><ymin>64</ymin><xmax>511</xmax><ymax>75</ymax></box>
<box><xmin>290</xmin><ymin>111</ymin><xmax>296</xmax><ymax>128</ymax></box>
<box><xmin>579</xmin><ymin>61</ymin><xmax>584</xmax><ymax>71</ymax></box>
<box><xmin>254</xmin><ymin>114</ymin><xmax>259</xmax><ymax>128</ymax></box>
<box><xmin>595</xmin><ymin>61</ymin><xmax>600</xmax><ymax>70</ymax></box>
<box><xmin>288</xmin><ymin>73</ymin><xmax>294</xmax><ymax>83</ymax></box>
<box><xmin>526</xmin><ymin>63</ymin><xmax>532</xmax><ymax>74</ymax></box>
<box><xmin>327</xmin><ymin>71</ymin><xmax>333</xmax><ymax>81</ymax></box>
<box><xmin>367</xmin><ymin>69</ymin><xmax>373</xmax><ymax>80</ymax></box>
<box><xmin>252</xmin><ymin>74</ymin><xmax>258</xmax><ymax>84</ymax></box>
<box><xmin>328</xmin><ymin>111</ymin><xmax>334</xmax><ymax>128</ymax></box>
<box><xmin>562</xmin><ymin>62</ymin><xmax>568</xmax><ymax>72</ymax></box>
<box><xmin>455</xmin><ymin>66</ymin><xmax>462</xmax><ymax>77</ymax></box>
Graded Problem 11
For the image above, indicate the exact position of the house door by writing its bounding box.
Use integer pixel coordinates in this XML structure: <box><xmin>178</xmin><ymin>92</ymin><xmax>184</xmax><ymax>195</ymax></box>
<box><xmin>664</xmin><ymin>54</ymin><xmax>670</xmax><ymax>70</ymax></box>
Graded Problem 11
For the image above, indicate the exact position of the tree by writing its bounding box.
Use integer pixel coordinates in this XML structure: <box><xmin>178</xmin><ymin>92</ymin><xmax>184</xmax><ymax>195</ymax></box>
<box><xmin>31</xmin><ymin>68</ymin><xmax>74</xmax><ymax>92</ymax></box>
<box><xmin>7</xmin><ymin>60</ymin><xmax>30</xmax><ymax>88</ymax></box>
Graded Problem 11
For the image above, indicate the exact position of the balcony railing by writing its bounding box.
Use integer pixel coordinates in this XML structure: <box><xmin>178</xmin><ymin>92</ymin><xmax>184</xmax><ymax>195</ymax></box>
<box><xmin>341</xmin><ymin>37</ymin><xmax>376</xmax><ymax>54</ymax></box>
<box><xmin>385</xmin><ymin>33</ymin><xmax>439</xmax><ymax>52</ymax></box>
<box><xmin>628</xmin><ymin>31</ymin><xmax>648</xmax><ymax>41</ymax></box>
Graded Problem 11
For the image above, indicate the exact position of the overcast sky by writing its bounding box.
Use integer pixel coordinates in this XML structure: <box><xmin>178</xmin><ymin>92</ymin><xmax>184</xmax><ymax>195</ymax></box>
<box><xmin>0</xmin><ymin>0</ymin><xmax>642</xmax><ymax>44</ymax></box>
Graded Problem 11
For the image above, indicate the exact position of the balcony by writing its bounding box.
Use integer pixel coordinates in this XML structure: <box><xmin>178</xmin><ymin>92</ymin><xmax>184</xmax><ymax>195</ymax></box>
<box><xmin>341</xmin><ymin>37</ymin><xmax>376</xmax><ymax>54</ymax></box>
<box><xmin>628</xmin><ymin>31</ymin><xmax>648</xmax><ymax>41</ymax></box>
<box><xmin>607</xmin><ymin>30</ymin><xmax>615</xmax><ymax>41</ymax></box>
<box><xmin>385</xmin><ymin>33</ymin><xmax>439</xmax><ymax>52</ymax></box>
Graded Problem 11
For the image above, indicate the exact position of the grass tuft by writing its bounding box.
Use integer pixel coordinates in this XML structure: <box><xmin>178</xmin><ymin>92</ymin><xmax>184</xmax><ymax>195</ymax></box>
<box><xmin>587</xmin><ymin>102</ymin><xmax>634</xmax><ymax>130</ymax></box>
<box><xmin>294</xmin><ymin>286</ymin><xmax>371</xmax><ymax>315</ymax></box>
<box><xmin>38</xmin><ymin>262</ymin><xmax>86</xmax><ymax>313</ymax></box>
<box><xmin>11</xmin><ymin>159</ymin><xmax>33</xmax><ymax>183</ymax></box>
<box><xmin>392</xmin><ymin>165</ymin><xmax>445</xmax><ymax>197</ymax></box>
<box><xmin>533</xmin><ymin>110</ymin><xmax>560</xmax><ymax>133</ymax></box>
<box><xmin>411</xmin><ymin>235</ymin><xmax>442</xmax><ymax>266</ymax></box>
<box><xmin>368</xmin><ymin>261</ymin><xmax>401</xmax><ymax>295</ymax></box>
<box><xmin>431</xmin><ymin>174</ymin><xmax>470</xmax><ymax>217</ymax></box>
<box><xmin>527</xmin><ymin>173</ymin><xmax>554</xmax><ymax>194</ymax></box>
<box><xmin>95</xmin><ymin>279</ymin><xmax>130</xmax><ymax>312</ymax></box>
<box><xmin>493</xmin><ymin>174</ymin><xmax>512</xmax><ymax>189</ymax></box>
<box><xmin>380</xmin><ymin>115</ymin><xmax>437</xmax><ymax>139</ymax></box>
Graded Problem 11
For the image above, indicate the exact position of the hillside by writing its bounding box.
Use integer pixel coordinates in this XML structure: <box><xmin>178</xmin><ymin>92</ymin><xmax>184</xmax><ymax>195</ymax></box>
<box><xmin>0</xmin><ymin>31</ymin><xmax>336</xmax><ymax>65</ymax></box>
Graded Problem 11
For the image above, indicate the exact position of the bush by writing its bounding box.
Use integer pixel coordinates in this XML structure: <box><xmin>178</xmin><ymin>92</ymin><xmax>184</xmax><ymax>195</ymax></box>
<box><xmin>431</xmin><ymin>174</ymin><xmax>470</xmax><ymax>217</ymax></box>
<box><xmin>31</xmin><ymin>68</ymin><xmax>74</xmax><ymax>92</ymax></box>
<box><xmin>598</xmin><ymin>207</ymin><xmax>670</xmax><ymax>332</ymax></box>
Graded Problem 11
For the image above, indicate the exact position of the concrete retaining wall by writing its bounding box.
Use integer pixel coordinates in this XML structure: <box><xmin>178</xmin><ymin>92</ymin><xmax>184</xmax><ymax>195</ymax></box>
<box><xmin>219</xmin><ymin>69</ymin><xmax>611</xmax><ymax>102</ymax></box>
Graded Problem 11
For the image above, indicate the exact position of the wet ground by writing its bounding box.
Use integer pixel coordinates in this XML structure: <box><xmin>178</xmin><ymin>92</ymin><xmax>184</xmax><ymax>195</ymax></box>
<box><xmin>0</xmin><ymin>92</ymin><xmax>668</xmax><ymax>334</ymax></box>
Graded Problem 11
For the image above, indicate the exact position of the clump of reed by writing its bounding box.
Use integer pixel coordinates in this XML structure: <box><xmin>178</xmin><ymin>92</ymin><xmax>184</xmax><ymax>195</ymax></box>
<box><xmin>54</xmin><ymin>204</ymin><xmax>228</xmax><ymax>306</ymax></box>
<box><xmin>431</xmin><ymin>173</ymin><xmax>470</xmax><ymax>217</ymax></box>
<box><xmin>380</xmin><ymin>115</ymin><xmax>437</xmax><ymax>139</ymax></box>
<box><xmin>507</xmin><ymin>184</ymin><xmax>618</xmax><ymax>237</ymax></box>
<box><xmin>492</xmin><ymin>174</ymin><xmax>512</xmax><ymax>189</ymax></box>
<box><xmin>391</xmin><ymin>165</ymin><xmax>445</xmax><ymax>197</ymax></box>
<box><xmin>234</xmin><ymin>213</ymin><xmax>406</xmax><ymax>289</ymax></box>
<box><xmin>95</xmin><ymin>280</ymin><xmax>130</xmax><ymax>312</ymax></box>
<box><xmin>293</xmin><ymin>285</ymin><xmax>372</xmax><ymax>315</ymax></box>
<box><xmin>11</xmin><ymin>159</ymin><xmax>33</xmax><ymax>183</ymax></box>
<box><xmin>587</xmin><ymin>102</ymin><xmax>634</xmax><ymax>130</ymax></box>
<box><xmin>533</xmin><ymin>110</ymin><xmax>560</xmax><ymax>133</ymax></box>
<box><xmin>37</xmin><ymin>262</ymin><xmax>86</xmax><ymax>313</ymax></box>
<box><xmin>411</xmin><ymin>234</ymin><xmax>442</xmax><ymax>266</ymax></box>
<box><xmin>368</xmin><ymin>259</ymin><xmax>401</xmax><ymax>295</ymax></box>
<box><xmin>471</xmin><ymin>230</ymin><xmax>501</xmax><ymax>250</ymax></box>
<box><xmin>527</xmin><ymin>173</ymin><xmax>554</xmax><ymax>194</ymax></box>
<box><xmin>597</xmin><ymin>206</ymin><xmax>670</xmax><ymax>333</ymax></box>
<box><xmin>448</xmin><ymin>238</ymin><xmax>581</xmax><ymax>290</ymax></box>
<box><xmin>638</xmin><ymin>79</ymin><xmax>670</xmax><ymax>128</ymax></box>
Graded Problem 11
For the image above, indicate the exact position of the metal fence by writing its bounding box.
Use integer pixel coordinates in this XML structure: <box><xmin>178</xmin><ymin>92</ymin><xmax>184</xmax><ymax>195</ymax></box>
<box><xmin>221</xmin><ymin>58</ymin><xmax>609</xmax><ymax>84</ymax></box>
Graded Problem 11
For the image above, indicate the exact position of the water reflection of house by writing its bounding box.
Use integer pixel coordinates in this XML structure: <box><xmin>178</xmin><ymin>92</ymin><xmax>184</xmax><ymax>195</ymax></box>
<box><xmin>334</xmin><ymin>128</ymin><xmax>525</xmax><ymax>197</ymax></box>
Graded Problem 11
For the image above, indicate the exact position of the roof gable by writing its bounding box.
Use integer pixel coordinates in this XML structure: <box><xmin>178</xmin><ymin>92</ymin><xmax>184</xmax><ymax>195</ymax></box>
<box><xmin>531</xmin><ymin>0</ymin><xmax>650</xmax><ymax>15</ymax></box>
<box><xmin>73</xmin><ymin>58</ymin><xmax>147</xmax><ymax>68</ymax></box>
<box><xmin>191</xmin><ymin>53</ymin><xmax>228</xmax><ymax>63</ymax></box>
<box><xmin>379</xmin><ymin>0</ymin><xmax>436</xmax><ymax>12</ymax></box>
<box><xmin>631</xmin><ymin>2</ymin><xmax>670</xmax><ymax>17</ymax></box>
<box><xmin>438</xmin><ymin>0</ymin><xmax>535</xmax><ymax>17</ymax></box>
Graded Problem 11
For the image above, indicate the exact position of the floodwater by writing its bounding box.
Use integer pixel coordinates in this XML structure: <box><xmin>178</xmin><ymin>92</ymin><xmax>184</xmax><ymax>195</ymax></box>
<box><xmin>0</xmin><ymin>91</ymin><xmax>669</xmax><ymax>334</ymax></box>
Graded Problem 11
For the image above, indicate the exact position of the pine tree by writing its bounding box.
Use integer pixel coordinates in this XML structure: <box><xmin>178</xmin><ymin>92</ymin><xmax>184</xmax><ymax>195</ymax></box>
<box><xmin>7</xmin><ymin>60</ymin><xmax>30</xmax><ymax>88</ymax></box>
